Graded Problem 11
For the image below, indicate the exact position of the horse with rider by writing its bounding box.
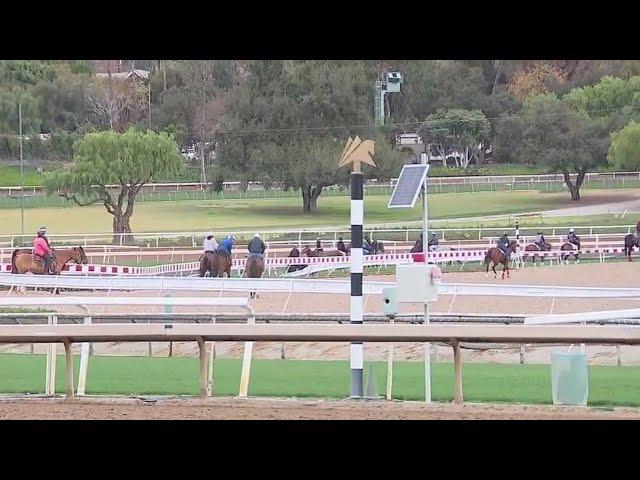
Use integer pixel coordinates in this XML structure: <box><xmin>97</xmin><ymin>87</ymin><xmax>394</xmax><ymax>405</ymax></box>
<box><xmin>623</xmin><ymin>221</ymin><xmax>640</xmax><ymax>261</ymax></box>
<box><xmin>11</xmin><ymin>226</ymin><xmax>88</xmax><ymax>278</ymax></box>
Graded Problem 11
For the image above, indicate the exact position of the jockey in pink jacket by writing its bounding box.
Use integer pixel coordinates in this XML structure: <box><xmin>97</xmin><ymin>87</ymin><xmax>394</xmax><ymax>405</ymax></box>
<box><xmin>33</xmin><ymin>226</ymin><xmax>54</xmax><ymax>274</ymax></box>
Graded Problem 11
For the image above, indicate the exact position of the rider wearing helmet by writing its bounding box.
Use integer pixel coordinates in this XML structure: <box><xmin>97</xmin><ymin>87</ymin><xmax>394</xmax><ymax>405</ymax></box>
<box><xmin>336</xmin><ymin>237</ymin><xmax>348</xmax><ymax>256</ymax></box>
<box><xmin>217</xmin><ymin>235</ymin><xmax>235</xmax><ymax>259</ymax></box>
<box><xmin>534</xmin><ymin>231</ymin><xmax>547</xmax><ymax>250</ymax></box>
<box><xmin>428</xmin><ymin>233</ymin><xmax>439</xmax><ymax>251</ymax></box>
<box><xmin>498</xmin><ymin>232</ymin><xmax>511</xmax><ymax>260</ymax></box>
<box><xmin>33</xmin><ymin>226</ymin><xmax>54</xmax><ymax>274</ymax></box>
<box><xmin>567</xmin><ymin>228</ymin><xmax>580</xmax><ymax>249</ymax></box>
<box><xmin>202</xmin><ymin>232</ymin><xmax>218</xmax><ymax>254</ymax></box>
<box><xmin>248</xmin><ymin>233</ymin><xmax>266</xmax><ymax>257</ymax></box>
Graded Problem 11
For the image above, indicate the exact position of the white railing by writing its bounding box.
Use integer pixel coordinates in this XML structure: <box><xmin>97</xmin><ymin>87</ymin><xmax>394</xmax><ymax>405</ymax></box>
<box><xmin>0</xmin><ymin>296</ymin><xmax>253</xmax><ymax>399</ymax></box>
<box><xmin>3</xmin><ymin>170</ymin><xmax>640</xmax><ymax>195</ymax></box>
<box><xmin>2</xmin><ymin>224</ymin><xmax>638</xmax><ymax>248</ymax></box>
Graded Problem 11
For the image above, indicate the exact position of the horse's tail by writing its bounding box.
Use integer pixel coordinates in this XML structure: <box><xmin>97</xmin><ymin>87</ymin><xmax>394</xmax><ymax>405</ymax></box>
<box><xmin>484</xmin><ymin>249</ymin><xmax>492</xmax><ymax>270</ymax></box>
<box><xmin>11</xmin><ymin>249</ymin><xmax>19</xmax><ymax>273</ymax></box>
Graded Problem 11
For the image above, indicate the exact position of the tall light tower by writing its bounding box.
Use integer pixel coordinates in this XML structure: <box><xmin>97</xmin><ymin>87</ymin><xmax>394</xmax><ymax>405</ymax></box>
<box><xmin>374</xmin><ymin>72</ymin><xmax>403</xmax><ymax>126</ymax></box>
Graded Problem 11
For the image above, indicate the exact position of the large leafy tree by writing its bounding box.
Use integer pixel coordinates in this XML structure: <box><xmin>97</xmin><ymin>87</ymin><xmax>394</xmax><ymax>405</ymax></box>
<box><xmin>511</xmin><ymin>94</ymin><xmax>610</xmax><ymax>200</ymax></box>
<box><xmin>608</xmin><ymin>121</ymin><xmax>640</xmax><ymax>170</ymax></box>
<box><xmin>214</xmin><ymin>60</ymin><xmax>373</xmax><ymax>212</ymax></box>
<box><xmin>44</xmin><ymin>129</ymin><xmax>182</xmax><ymax>242</ymax></box>
<box><xmin>422</xmin><ymin>109</ymin><xmax>490</xmax><ymax>168</ymax></box>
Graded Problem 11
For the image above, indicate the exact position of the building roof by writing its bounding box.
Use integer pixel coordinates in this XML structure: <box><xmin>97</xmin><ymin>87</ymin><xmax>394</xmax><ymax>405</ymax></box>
<box><xmin>95</xmin><ymin>69</ymin><xmax>150</xmax><ymax>80</ymax></box>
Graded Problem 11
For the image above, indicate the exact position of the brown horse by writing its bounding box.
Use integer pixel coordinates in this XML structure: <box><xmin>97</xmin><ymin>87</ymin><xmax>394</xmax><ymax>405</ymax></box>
<box><xmin>524</xmin><ymin>241</ymin><xmax>552</xmax><ymax>265</ymax></box>
<box><xmin>286</xmin><ymin>247</ymin><xmax>306</xmax><ymax>273</ymax></box>
<box><xmin>11</xmin><ymin>247</ymin><xmax>88</xmax><ymax>275</ymax></box>
<box><xmin>624</xmin><ymin>234</ymin><xmax>638</xmax><ymax>261</ymax></box>
<box><xmin>215</xmin><ymin>252</ymin><xmax>232</xmax><ymax>277</ymax></box>
<box><xmin>198</xmin><ymin>252</ymin><xmax>218</xmax><ymax>277</ymax></box>
<box><xmin>561</xmin><ymin>238</ymin><xmax>581</xmax><ymax>264</ymax></box>
<box><xmin>484</xmin><ymin>240</ymin><xmax>518</xmax><ymax>279</ymax></box>
<box><xmin>244</xmin><ymin>254</ymin><xmax>265</xmax><ymax>298</ymax></box>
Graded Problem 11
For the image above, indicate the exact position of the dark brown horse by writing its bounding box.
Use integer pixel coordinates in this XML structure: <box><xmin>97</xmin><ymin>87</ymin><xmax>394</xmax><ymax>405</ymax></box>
<box><xmin>524</xmin><ymin>241</ymin><xmax>551</xmax><ymax>265</ymax></box>
<box><xmin>198</xmin><ymin>252</ymin><xmax>218</xmax><ymax>277</ymax></box>
<box><xmin>484</xmin><ymin>240</ymin><xmax>518</xmax><ymax>279</ymax></box>
<box><xmin>244</xmin><ymin>254</ymin><xmax>265</xmax><ymax>298</ymax></box>
<box><xmin>561</xmin><ymin>237</ymin><xmax>581</xmax><ymax>264</ymax></box>
<box><xmin>286</xmin><ymin>247</ymin><xmax>306</xmax><ymax>273</ymax></box>
<box><xmin>216</xmin><ymin>252</ymin><xmax>232</xmax><ymax>277</ymax></box>
<box><xmin>624</xmin><ymin>234</ymin><xmax>638</xmax><ymax>261</ymax></box>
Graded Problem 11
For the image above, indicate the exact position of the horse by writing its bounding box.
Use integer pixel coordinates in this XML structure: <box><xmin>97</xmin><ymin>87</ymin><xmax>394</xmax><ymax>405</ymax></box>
<box><xmin>484</xmin><ymin>240</ymin><xmax>518</xmax><ymax>280</ymax></box>
<box><xmin>215</xmin><ymin>251</ymin><xmax>233</xmax><ymax>277</ymax></box>
<box><xmin>624</xmin><ymin>234</ymin><xmax>639</xmax><ymax>262</ymax></box>
<box><xmin>561</xmin><ymin>237</ymin><xmax>581</xmax><ymax>264</ymax></box>
<box><xmin>198</xmin><ymin>252</ymin><xmax>218</xmax><ymax>277</ymax></box>
<box><xmin>12</xmin><ymin>246</ymin><xmax>88</xmax><ymax>275</ymax></box>
<box><xmin>244</xmin><ymin>254</ymin><xmax>265</xmax><ymax>299</ymax></box>
<box><xmin>286</xmin><ymin>247</ymin><xmax>306</xmax><ymax>273</ymax></box>
<box><xmin>524</xmin><ymin>241</ymin><xmax>552</xmax><ymax>265</ymax></box>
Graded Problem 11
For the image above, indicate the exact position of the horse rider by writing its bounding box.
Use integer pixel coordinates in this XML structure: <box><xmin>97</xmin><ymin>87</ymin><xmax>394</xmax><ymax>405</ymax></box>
<box><xmin>248</xmin><ymin>233</ymin><xmax>266</xmax><ymax>257</ymax></box>
<box><xmin>635</xmin><ymin>220</ymin><xmax>640</xmax><ymax>240</ymax></box>
<box><xmin>567</xmin><ymin>228</ymin><xmax>581</xmax><ymax>249</ymax></box>
<box><xmin>202</xmin><ymin>232</ymin><xmax>218</xmax><ymax>256</ymax></box>
<box><xmin>33</xmin><ymin>226</ymin><xmax>54</xmax><ymax>274</ymax></box>
<box><xmin>534</xmin><ymin>231</ymin><xmax>547</xmax><ymax>249</ymax></box>
<box><xmin>336</xmin><ymin>237</ymin><xmax>348</xmax><ymax>256</ymax></box>
<box><xmin>315</xmin><ymin>239</ymin><xmax>324</xmax><ymax>255</ymax></box>
<box><xmin>498</xmin><ymin>232</ymin><xmax>511</xmax><ymax>261</ymax></box>
<box><xmin>428</xmin><ymin>233</ymin><xmax>439</xmax><ymax>251</ymax></box>
<box><xmin>217</xmin><ymin>235</ymin><xmax>236</xmax><ymax>259</ymax></box>
<box><xmin>362</xmin><ymin>235</ymin><xmax>373</xmax><ymax>255</ymax></box>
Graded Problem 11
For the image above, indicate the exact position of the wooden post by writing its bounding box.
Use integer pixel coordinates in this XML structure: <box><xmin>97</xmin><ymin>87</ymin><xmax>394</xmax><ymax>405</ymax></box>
<box><xmin>168</xmin><ymin>341</ymin><xmax>173</xmax><ymax>357</ymax></box>
<box><xmin>386</xmin><ymin>318</ymin><xmax>394</xmax><ymax>400</ymax></box>
<box><xmin>207</xmin><ymin>317</ymin><xmax>216</xmax><ymax>396</ymax></box>
<box><xmin>45</xmin><ymin>315</ymin><xmax>57</xmax><ymax>396</ymax></box>
<box><xmin>238</xmin><ymin>315</ymin><xmax>255</xmax><ymax>398</ymax></box>
<box><xmin>197</xmin><ymin>338</ymin><xmax>207</xmax><ymax>399</ymax></box>
<box><xmin>63</xmin><ymin>339</ymin><xmax>74</xmax><ymax>399</ymax></box>
<box><xmin>616</xmin><ymin>345</ymin><xmax>622</xmax><ymax>367</ymax></box>
<box><xmin>519</xmin><ymin>344</ymin><xmax>525</xmax><ymax>364</ymax></box>
<box><xmin>453</xmin><ymin>339</ymin><xmax>463</xmax><ymax>405</ymax></box>
<box><xmin>77</xmin><ymin>316</ymin><xmax>91</xmax><ymax>396</ymax></box>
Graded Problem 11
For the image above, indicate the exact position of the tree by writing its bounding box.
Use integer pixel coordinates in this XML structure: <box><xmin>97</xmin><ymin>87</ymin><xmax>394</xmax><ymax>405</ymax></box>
<box><xmin>214</xmin><ymin>60</ymin><xmax>373</xmax><ymax>212</ymax></box>
<box><xmin>44</xmin><ymin>129</ymin><xmax>182</xmax><ymax>242</ymax></box>
<box><xmin>608</xmin><ymin>121</ymin><xmax>640</xmax><ymax>170</ymax></box>
<box><xmin>512</xmin><ymin>94</ymin><xmax>609</xmax><ymax>200</ymax></box>
<box><xmin>366</xmin><ymin>135</ymin><xmax>411</xmax><ymax>181</ymax></box>
<box><xmin>87</xmin><ymin>74</ymin><xmax>148</xmax><ymax>132</ymax></box>
<box><xmin>422</xmin><ymin>109</ymin><xmax>490</xmax><ymax>168</ymax></box>
<box><xmin>564</xmin><ymin>75</ymin><xmax>640</xmax><ymax>121</ymax></box>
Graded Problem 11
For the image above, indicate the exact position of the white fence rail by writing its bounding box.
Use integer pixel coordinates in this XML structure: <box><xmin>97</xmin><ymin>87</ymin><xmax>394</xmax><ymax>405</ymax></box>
<box><xmin>4</xmin><ymin>273</ymin><xmax>640</xmax><ymax>299</ymax></box>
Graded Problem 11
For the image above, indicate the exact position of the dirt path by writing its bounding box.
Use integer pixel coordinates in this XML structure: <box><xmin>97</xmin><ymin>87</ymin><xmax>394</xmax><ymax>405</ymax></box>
<box><xmin>0</xmin><ymin>396</ymin><xmax>637</xmax><ymax>420</ymax></box>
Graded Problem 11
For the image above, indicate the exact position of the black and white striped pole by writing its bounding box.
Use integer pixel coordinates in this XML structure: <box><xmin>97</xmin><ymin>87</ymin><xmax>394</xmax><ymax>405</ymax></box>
<box><xmin>339</xmin><ymin>136</ymin><xmax>376</xmax><ymax>399</ymax></box>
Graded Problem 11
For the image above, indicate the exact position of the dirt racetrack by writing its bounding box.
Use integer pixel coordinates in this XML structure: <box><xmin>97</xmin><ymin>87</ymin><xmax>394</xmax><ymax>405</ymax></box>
<box><xmin>1</xmin><ymin>396</ymin><xmax>639</xmax><ymax>420</ymax></box>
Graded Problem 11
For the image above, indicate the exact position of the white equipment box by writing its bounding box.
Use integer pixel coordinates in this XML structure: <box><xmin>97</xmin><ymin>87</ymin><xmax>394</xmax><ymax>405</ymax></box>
<box><xmin>396</xmin><ymin>264</ymin><xmax>440</xmax><ymax>303</ymax></box>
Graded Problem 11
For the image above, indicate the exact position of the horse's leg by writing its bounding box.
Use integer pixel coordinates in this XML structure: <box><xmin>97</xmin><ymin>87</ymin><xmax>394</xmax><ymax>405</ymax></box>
<box><xmin>492</xmin><ymin>262</ymin><xmax>497</xmax><ymax>279</ymax></box>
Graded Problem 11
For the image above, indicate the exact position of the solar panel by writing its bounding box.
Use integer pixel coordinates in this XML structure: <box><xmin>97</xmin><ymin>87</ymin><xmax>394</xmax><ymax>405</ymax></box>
<box><xmin>387</xmin><ymin>164</ymin><xmax>429</xmax><ymax>208</ymax></box>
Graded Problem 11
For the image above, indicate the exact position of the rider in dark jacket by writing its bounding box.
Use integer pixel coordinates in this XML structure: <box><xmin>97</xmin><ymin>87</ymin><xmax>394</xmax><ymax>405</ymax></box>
<box><xmin>336</xmin><ymin>237</ymin><xmax>348</xmax><ymax>255</ymax></box>
<box><xmin>248</xmin><ymin>234</ymin><xmax>266</xmax><ymax>256</ymax></box>
<box><xmin>428</xmin><ymin>233</ymin><xmax>439</xmax><ymax>250</ymax></box>
<box><xmin>498</xmin><ymin>232</ymin><xmax>511</xmax><ymax>259</ymax></box>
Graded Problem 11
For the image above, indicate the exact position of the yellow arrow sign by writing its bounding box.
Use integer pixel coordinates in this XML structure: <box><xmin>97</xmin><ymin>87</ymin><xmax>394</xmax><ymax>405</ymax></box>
<box><xmin>339</xmin><ymin>136</ymin><xmax>376</xmax><ymax>172</ymax></box>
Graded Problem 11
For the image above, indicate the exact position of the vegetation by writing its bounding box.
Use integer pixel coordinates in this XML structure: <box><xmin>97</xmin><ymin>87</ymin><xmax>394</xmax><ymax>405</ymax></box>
<box><xmin>43</xmin><ymin>129</ymin><xmax>182</xmax><ymax>240</ymax></box>
<box><xmin>4</xmin><ymin>60</ymin><xmax>640</xmax><ymax>206</ymax></box>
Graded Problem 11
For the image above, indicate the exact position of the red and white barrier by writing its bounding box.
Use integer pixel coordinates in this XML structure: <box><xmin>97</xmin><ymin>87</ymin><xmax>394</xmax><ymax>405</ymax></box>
<box><xmin>0</xmin><ymin>246</ymin><xmax>630</xmax><ymax>277</ymax></box>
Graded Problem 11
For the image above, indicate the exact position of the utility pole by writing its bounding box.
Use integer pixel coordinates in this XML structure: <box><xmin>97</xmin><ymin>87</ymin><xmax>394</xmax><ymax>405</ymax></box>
<box><xmin>19</xmin><ymin>102</ymin><xmax>25</xmax><ymax>243</ymax></box>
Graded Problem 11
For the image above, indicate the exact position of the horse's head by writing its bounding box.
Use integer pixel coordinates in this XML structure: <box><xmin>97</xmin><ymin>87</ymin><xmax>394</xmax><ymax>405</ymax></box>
<box><xmin>289</xmin><ymin>247</ymin><xmax>300</xmax><ymax>257</ymax></box>
<box><xmin>72</xmin><ymin>246</ymin><xmax>88</xmax><ymax>264</ymax></box>
<box><xmin>301</xmin><ymin>245</ymin><xmax>313</xmax><ymax>256</ymax></box>
<box><xmin>509</xmin><ymin>240</ymin><xmax>519</xmax><ymax>252</ymax></box>
<box><xmin>376</xmin><ymin>241</ymin><xmax>385</xmax><ymax>253</ymax></box>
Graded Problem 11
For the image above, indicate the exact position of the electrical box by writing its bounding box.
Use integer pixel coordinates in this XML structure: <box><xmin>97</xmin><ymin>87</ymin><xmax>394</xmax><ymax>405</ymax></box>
<box><xmin>382</xmin><ymin>287</ymin><xmax>398</xmax><ymax>318</ymax></box>
<box><xmin>386</xmin><ymin>72</ymin><xmax>402</xmax><ymax>92</ymax></box>
<box><xmin>396</xmin><ymin>264</ymin><xmax>440</xmax><ymax>303</ymax></box>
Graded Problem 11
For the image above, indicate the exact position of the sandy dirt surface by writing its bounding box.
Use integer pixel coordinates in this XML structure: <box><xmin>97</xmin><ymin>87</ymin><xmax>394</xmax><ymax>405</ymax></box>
<box><xmin>3</xmin><ymin>262</ymin><xmax>640</xmax><ymax>365</ymax></box>
<box><xmin>0</xmin><ymin>396</ymin><xmax>638</xmax><ymax>420</ymax></box>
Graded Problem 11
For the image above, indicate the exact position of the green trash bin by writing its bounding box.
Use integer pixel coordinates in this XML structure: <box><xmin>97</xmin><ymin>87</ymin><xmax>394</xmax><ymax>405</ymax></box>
<box><xmin>550</xmin><ymin>351</ymin><xmax>589</xmax><ymax>406</ymax></box>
